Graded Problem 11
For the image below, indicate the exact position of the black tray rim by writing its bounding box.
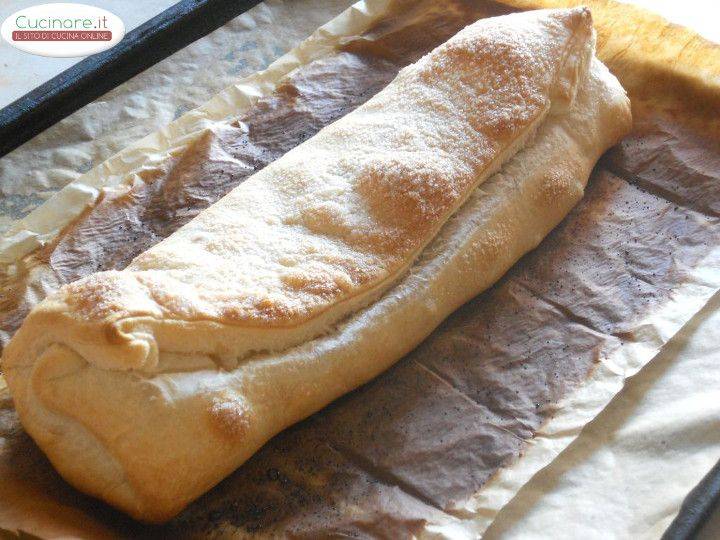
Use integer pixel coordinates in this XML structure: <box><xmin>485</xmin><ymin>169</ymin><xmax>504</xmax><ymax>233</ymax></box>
<box><xmin>0</xmin><ymin>0</ymin><xmax>261</xmax><ymax>158</ymax></box>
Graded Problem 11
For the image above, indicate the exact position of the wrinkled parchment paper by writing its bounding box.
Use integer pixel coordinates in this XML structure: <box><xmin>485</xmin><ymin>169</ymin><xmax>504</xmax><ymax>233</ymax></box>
<box><xmin>1</xmin><ymin>0</ymin><xmax>720</xmax><ymax>537</ymax></box>
<box><xmin>0</xmin><ymin>0</ymin><xmax>354</xmax><ymax>238</ymax></box>
<box><xmin>485</xmin><ymin>291</ymin><xmax>720</xmax><ymax>539</ymax></box>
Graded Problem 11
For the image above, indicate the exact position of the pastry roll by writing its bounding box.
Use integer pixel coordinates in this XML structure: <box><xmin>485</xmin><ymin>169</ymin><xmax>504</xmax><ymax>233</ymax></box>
<box><xmin>3</xmin><ymin>7</ymin><xmax>631</xmax><ymax>522</ymax></box>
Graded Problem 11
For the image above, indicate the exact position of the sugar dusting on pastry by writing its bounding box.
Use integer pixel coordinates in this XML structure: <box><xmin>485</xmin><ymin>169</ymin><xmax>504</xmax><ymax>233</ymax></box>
<box><xmin>46</xmin><ymin>8</ymin><xmax>593</xmax><ymax>352</ymax></box>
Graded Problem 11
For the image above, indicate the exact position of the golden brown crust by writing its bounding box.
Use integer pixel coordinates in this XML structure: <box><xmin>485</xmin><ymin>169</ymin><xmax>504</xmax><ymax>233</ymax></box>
<box><xmin>2</xmin><ymin>8</ymin><xmax>631</xmax><ymax>523</ymax></box>
<box><xmin>18</xmin><ymin>8</ymin><xmax>596</xmax><ymax>372</ymax></box>
<box><xmin>208</xmin><ymin>392</ymin><xmax>252</xmax><ymax>443</ymax></box>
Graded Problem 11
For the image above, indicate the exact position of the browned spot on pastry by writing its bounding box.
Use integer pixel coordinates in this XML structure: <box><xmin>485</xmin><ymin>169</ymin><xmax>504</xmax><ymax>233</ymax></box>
<box><xmin>281</xmin><ymin>269</ymin><xmax>350</xmax><ymax>297</ymax></box>
<box><xmin>534</xmin><ymin>159</ymin><xmax>583</xmax><ymax>209</ymax></box>
<box><xmin>208</xmin><ymin>394</ymin><xmax>251</xmax><ymax>442</ymax></box>
<box><xmin>217</xmin><ymin>303</ymin><xmax>250</xmax><ymax>323</ymax></box>
<box><xmin>215</xmin><ymin>292</ymin><xmax>309</xmax><ymax>325</ymax></box>
<box><xmin>251</xmin><ymin>296</ymin><xmax>299</xmax><ymax>320</ymax></box>
<box><xmin>358</xmin><ymin>158</ymin><xmax>466</xmax><ymax>229</ymax></box>
<box><xmin>64</xmin><ymin>273</ymin><xmax>132</xmax><ymax>320</ymax></box>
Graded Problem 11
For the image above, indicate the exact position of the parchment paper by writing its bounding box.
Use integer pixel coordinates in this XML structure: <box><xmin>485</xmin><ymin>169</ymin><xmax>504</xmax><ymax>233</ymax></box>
<box><xmin>1</xmin><ymin>0</ymin><xmax>719</xmax><ymax>538</ymax></box>
<box><xmin>485</xmin><ymin>291</ymin><xmax>720</xmax><ymax>539</ymax></box>
<box><xmin>0</xmin><ymin>0</ymin><xmax>354</xmax><ymax>237</ymax></box>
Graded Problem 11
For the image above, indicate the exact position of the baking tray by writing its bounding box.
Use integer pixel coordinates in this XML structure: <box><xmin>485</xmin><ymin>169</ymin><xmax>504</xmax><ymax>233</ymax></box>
<box><xmin>663</xmin><ymin>458</ymin><xmax>720</xmax><ymax>540</ymax></box>
<box><xmin>0</xmin><ymin>0</ymin><xmax>261</xmax><ymax>158</ymax></box>
<box><xmin>0</xmin><ymin>0</ymin><xmax>716</xmax><ymax>537</ymax></box>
